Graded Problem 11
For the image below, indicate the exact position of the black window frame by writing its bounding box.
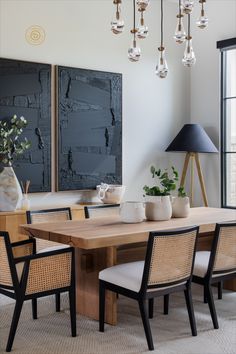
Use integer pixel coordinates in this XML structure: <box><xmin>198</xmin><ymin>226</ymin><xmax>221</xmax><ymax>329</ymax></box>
<box><xmin>217</xmin><ymin>38</ymin><xmax>236</xmax><ymax>209</ymax></box>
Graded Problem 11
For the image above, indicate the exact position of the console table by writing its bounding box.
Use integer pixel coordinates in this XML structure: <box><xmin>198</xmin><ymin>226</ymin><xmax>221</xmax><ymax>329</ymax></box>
<box><xmin>21</xmin><ymin>207</ymin><xmax>236</xmax><ymax>325</ymax></box>
<box><xmin>0</xmin><ymin>205</ymin><xmax>85</xmax><ymax>242</ymax></box>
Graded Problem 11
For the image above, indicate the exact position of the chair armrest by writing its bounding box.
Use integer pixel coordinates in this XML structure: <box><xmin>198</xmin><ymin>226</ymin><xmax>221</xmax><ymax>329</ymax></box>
<box><xmin>14</xmin><ymin>246</ymin><xmax>73</xmax><ymax>263</ymax></box>
<box><xmin>16</xmin><ymin>247</ymin><xmax>74</xmax><ymax>295</ymax></box>
<box><xmin>11</xmin><ymin>238</ymin><xmax>36</xmax><ymax>258</ymax></box>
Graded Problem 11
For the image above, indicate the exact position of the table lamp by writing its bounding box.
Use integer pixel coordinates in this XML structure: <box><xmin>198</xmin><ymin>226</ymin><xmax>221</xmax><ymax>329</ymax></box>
<box><xmin>165</xmin><ymin>124</ymin><xmax>218</xmax><ymax>207</ymax></box>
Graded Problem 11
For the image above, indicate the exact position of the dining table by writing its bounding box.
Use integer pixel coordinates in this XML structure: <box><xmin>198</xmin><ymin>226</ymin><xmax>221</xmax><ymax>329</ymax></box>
<box><xmin>21</xmin><ymin>207</ymin><xmax>236</xmax><ymax>325</ymax></box>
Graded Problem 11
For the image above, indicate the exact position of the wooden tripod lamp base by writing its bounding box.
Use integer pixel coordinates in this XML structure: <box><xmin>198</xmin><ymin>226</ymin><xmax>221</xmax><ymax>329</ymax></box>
<box><xmin>180</xmin><ymin>152</ymin><xmax>208</xmax><ymax>207</ymax></box>
<box><xmin>165</xmin><ymin>124</ymin><xmax>218</xmax><ymax>208</ymax></box>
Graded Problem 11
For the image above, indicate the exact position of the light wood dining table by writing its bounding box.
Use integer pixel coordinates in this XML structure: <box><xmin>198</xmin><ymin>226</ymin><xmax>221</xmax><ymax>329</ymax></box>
<box><xmin>21</xmin><ymin>207</ymin><xmax>236</xmax><ymax>325</ymax></box>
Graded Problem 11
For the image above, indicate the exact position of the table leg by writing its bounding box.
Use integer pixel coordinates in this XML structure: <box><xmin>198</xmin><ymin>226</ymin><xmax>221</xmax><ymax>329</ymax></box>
<box><xmin>75</xmin><ymin>246</ymin><xmax>117</xmax><ymax>325</ymax></box>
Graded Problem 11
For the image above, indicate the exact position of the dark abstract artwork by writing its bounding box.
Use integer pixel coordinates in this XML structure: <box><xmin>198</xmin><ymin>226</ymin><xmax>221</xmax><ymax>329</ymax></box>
<box><xmin>0</xmin><ymin>58</ymin><xmax>51</xmax><ymax>192</ymax></box>
<box><xmin>57</xmin><ymin>66</ymin><xmax>122</xmax><ymax>191</ymax></box>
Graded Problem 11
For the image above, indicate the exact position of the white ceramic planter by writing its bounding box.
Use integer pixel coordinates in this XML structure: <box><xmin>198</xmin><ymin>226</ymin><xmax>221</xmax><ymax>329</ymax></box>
<box><xmin>145</xmin><ymin>195</ymin><xmax>172</xmax><ymax>221</ymax></box>
<box><xmin>172</xmin><ymin>196</ymin><xmax>190</xmax><ymax>218</ymax></box>
<box><xmin>0</xmin><ymin>167</ymin><xmax>22</xmax><ymax>211</ymax></box>
<box><xmin>120</xmin><ymin>201</ymin><xmax>145</xmax><ymax>223</ymax></box>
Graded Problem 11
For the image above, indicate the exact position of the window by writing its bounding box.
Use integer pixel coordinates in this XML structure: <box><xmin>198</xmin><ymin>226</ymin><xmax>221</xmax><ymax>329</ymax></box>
<box><xmin>218</xmin><ymin>38</ymin><xmax>236</xmax><ymax>208</ymax></box>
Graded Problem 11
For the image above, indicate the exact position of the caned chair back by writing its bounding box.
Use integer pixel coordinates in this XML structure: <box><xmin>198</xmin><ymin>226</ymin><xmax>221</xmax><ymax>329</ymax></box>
<box><xmin>210</xmin><ymin>222</ymin><xmax>236</xmax><ymax>275</ymax></box>
<box><xmin>0</xmin><ymin>233</ymin><xmax>13</xmax><ymax>287</ymax></box>
<box><xmin>26</xmin><ymin>208</ymin><xmax>72</xmax><ymax>251</ymax></box>
<box><xmin>26</xmin><ymin>207</ymin><xmax>72</xmax><ymax>224</ymax></box>
<box><xmin>141</xmin><ymin>227</ymin><xmax>199</xmax><ymax>291</ymax></box>
<box><xmin>84</xmin><ymin>204</ymin><xmax>120</xmax><ymax>219</ymax></box>
<box><xmin>0</xmin><ymin>232</ymin><xmax>34</xmax><ymax>288</ymax></box>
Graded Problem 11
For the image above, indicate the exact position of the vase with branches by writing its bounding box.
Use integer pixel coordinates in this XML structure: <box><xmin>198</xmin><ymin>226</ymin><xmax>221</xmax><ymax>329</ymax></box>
<box><xmin>0</xmin><ymin>115</ymin><xmax>30</xmax><ymax>211</ymax></box>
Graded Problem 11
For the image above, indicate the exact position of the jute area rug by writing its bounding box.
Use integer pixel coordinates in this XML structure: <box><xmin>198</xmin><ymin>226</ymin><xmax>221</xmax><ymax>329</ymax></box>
<box><xmin>0</xmin><ymin>285</ymin><xmax>235</xmax><ymax>354</ymax></box>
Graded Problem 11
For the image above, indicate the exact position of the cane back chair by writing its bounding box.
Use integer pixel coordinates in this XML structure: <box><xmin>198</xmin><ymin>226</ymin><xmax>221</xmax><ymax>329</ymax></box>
<box><xmin>99</xmin><ymin>226</ymin><xmax>199</xmax><ymax>351</ymax></box>
<box><xmin>26</xmin><ymin>207</ymin><xmax>72</xmax><ymax>312</ymax></box>
<box><xmin>192</xmin><ymin>222</ymin><xmax>236</xmax><ymax>329</ymax></box>
<box><xmin>0</xmin><ymin>231</ymin><xmax>76</xmax><ymax>352</ymax></box>
<box><xmin>84</xmin><ymin>204</ymin><xmax>120</xmax><ymax>219</ymax></box>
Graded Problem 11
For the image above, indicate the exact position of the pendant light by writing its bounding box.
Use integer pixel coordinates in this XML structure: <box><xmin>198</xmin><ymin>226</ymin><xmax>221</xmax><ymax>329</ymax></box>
<box><xmin>136</xmin><ymin>0</ymin><xmax>150</xmax><ymax>11</ymax></box>
<box><xmin>182</xmin><ymin>0</ymin><xmax>194</xmax><ymax>14</ymax></box>
<box><xmin>128</xmin><ymin>0</ymin><xmax>141</xmax><ymax>62</ymax></box>
<box><xmin>137</xmin><ymin>7</ymin><xmax>149</xmax><ymax>39</ymax></box>
<box><xmin>155</xmin><ymin>0</ymin><xmax>168</xmax><ymax>78</ymax></box>
<box><xmin>110</xmin><ymin>0</ymin><xmax>210</xmax><ymax>75</ymax></box>
<box><xmin>174</xmin><ymin>0</ymin><xmax>186</xmax><ymax>44</ymax></box>
<box><xmin>182</xmin><ymin>14</ymin><xmax>196</xmax><ymax>67</ymax></box>
<box><xmin>196</xmin><ymin>0</ymin><xmax>209</xmax><ymax>29</ymax></box>
<box><xmin>111</xmin><ymin>0</ymin><xmax>124</xmax><ymax>34</ymax></box>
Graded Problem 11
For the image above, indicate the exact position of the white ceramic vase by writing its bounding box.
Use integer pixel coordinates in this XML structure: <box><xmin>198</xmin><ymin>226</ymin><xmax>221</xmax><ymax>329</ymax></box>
<box><xmin>172</xmin><ymin>196</ymin><xmax>190</xmax><ymax>218</ymax></box>
<box><xmin>145</xmin><ymin>195</ymin><xmax>172</xmax><ymax>221</ymax></box>
<box><xmin>0</xmin><ymin>167</ymin><xmax>22</xmax><ymax>211</ymax></box>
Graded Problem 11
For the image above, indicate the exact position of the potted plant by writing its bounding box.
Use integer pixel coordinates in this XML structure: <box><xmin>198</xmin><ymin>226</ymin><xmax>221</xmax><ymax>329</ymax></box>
<box><xmin>0</xmin><ymin>115</ymin><xmax>30</xmax><ymax>211</ymax></box>
<box><xmin>143</xmin><ymin>166</ymin><xmax>178</xmax><ymax>221</ymax></box>
<box><xmin>171</xmin><ymin>186</ymin><xmax>190</xmax><ymax>218</ymax></box>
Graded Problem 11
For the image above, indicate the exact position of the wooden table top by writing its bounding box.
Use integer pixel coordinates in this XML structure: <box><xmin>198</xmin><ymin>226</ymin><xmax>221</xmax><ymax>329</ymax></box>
<box><xmin>21</xmin><ymin>207</ymin><xmax>236</xmax><ymax>250</ymax></box>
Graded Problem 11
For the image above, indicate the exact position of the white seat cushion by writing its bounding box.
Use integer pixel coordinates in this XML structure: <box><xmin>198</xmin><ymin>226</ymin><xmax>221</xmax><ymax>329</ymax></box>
<box><xmin>99</xmin><ymin>261</ymin><xmax>186</xmax><ymax>293</ymax></box>
<box><xmin>193</xmin><ymin>251</ymin><xmax>210</xmax><ymax>278</ymax></box>
<box><xmin>38</xmin><ymin>244</ymin><xmax>70</xmax><ymax>253</ymax></box>
<box><xmin>193</xmin><ymin>251</ymin><xmax>236</xmax><ymax>279</ymax></box>
<box><xmin>99</xmin><ymin>261</ymin><xmax>144</xmax><ymax>292</ymax></box>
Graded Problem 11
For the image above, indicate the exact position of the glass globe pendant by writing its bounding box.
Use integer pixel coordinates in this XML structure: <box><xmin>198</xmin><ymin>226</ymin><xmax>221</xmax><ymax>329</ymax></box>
<box><xmin>128</xmin><ymin>37</ymin><xmax>141</xmax><ymax>62</ymax></box>
<box><xmin>174</xmin><ymin>15</ymin><xmax>186</xmax><ymax>44</ymax></box>
<box><xmin>156</xmin><ymin>47</ymin><xmax>168</xmax><ymax>78</ymax></box>
<box><xmin>137</xmin><ymin>10</ymin><xmax>148</xmax><ymax>39</ymax></box>
<box><xmin>136</xmin><ymin>0</ymin><xmax>150</xmax><ymax>11</ymax></box>
<box><xmin>174</xmin><ymin>1</ymin><xmax>186</xmax><ymax>44</ymax></box>
<box><xmin>182</xmin><ymin>15</ymin><xmax>196</xmax><ymax>67</ymax></box>
<box><xmin>156</xmin><ymin>0</ymin><xmax>168</xmax><ymax>78</ymax></box>
<box><xmin>174</xmin><ymin>0</ymin><xmax>186</xmax><ymax>44</ymax></box>
<box><xmin>111</xmin><ymin>0</ymin><xmax>124</xmax><ymax>34</ymax></box>
<box><xmin>182</xmin><ymin>0</ymin><xmax>194</xmax><ymax>14</ymax></box>
<box><xmin>182</xmin><ymin>37</ymin><xmax>196</xmax><ymax>67</ymax></box>
<box><xmin>128</xmin><ymin>1</ymin><xmax>141</xmax><ymax>62</ymax></box>
<box><xmin>196</xmin><ymin>0</ymin><xmax>209</xmax><ymax>29</ymax></box>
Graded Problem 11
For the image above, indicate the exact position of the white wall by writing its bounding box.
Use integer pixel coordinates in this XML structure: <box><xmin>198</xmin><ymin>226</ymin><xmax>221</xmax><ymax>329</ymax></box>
<box><xmin>0</xmin><ymin>0</ymin><xmax>190</xmax><ymax>208</ymax></box>
<box><xmin>0</xmin><ymin>0</ymin><xmax>235</xmax><ymax>208</ymax></box>
<box><xmin>190</xmin><ymin>0</ymin><xmax>236</xmax><ymax>206</ymax></box>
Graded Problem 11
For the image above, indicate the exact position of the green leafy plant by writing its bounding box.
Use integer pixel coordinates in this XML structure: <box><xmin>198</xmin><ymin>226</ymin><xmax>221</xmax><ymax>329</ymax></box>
<box><xmin>178</xmin><ymin>186</ymin><xmax>187</xmax><ymax>198</ymax></box>
<box><xmin>143</xmin><ymin>166</ymin><xmax>179</xmax><ymax>196</ymax></box>
<box><xmin>0</xmin><ymin>115</ymin><xmax>31</xmax><ymax>166</ymax></box>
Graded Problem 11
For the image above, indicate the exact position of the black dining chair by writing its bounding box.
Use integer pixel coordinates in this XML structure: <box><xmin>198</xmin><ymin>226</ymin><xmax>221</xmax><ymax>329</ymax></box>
<box><xmin>0</xmin><ymin>231</ymin><xmax>76</xmax><ymax>352</ymax></box>
<box><xmin>26</xmin><ymin>207</ymin><xmax>72</xmax><ymax>313</ymax></box>
<box><xmin>99</xmin><ymin>226</ymin><xmax>199</xmax><ymax>351</ymax></box>
<box><xmin>84</xmin><ymin>204</ymin><xmax>120</xmax><ymax>219</ymax></box>
<box><xmin>192</xmin><ymin>222</ymin><xmax>236</xmax><ymax>329</ymax></box>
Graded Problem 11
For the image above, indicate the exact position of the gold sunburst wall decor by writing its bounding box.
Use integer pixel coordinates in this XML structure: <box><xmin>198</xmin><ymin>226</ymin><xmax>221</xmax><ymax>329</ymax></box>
<box><xmin>25</xmin><ymin>25</ymin><xmax>46</xmax><ymax>45</ymax></box>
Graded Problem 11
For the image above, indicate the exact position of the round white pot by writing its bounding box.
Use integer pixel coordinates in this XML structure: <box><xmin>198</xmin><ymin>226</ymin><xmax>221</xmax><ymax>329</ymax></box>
<box><xmin>172</xmin><ymin>196</ymin><xmax>190</xmax><ymax>218</ymax></box>
<box><xmin>145</xmin><ymin>195</ymin><xmax>172</xmax><ymax>221</ymax></box>
<box><xmin>0</xmin><ymin>167</ymin><xmax>23</xmax><ymax>211</ymax></box>
<box><xmin>120</xmin><ymin>201</ymin><xmax>145</xmax><ymax>223</ymax></box>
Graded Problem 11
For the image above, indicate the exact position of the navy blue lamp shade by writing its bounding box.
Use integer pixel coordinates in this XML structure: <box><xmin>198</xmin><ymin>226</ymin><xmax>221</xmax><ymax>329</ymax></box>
<box><xmin>165</xmin><ymin>124</ymin><xmax>218</xmax><ymax>153</ymax></box>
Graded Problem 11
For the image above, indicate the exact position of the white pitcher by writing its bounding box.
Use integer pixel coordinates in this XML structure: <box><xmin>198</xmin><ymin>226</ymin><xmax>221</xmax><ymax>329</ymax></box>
<box><xmin>97</xmin><ymin>183</ymin><xmax>126</xmax><ymax>204</ymax></box>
